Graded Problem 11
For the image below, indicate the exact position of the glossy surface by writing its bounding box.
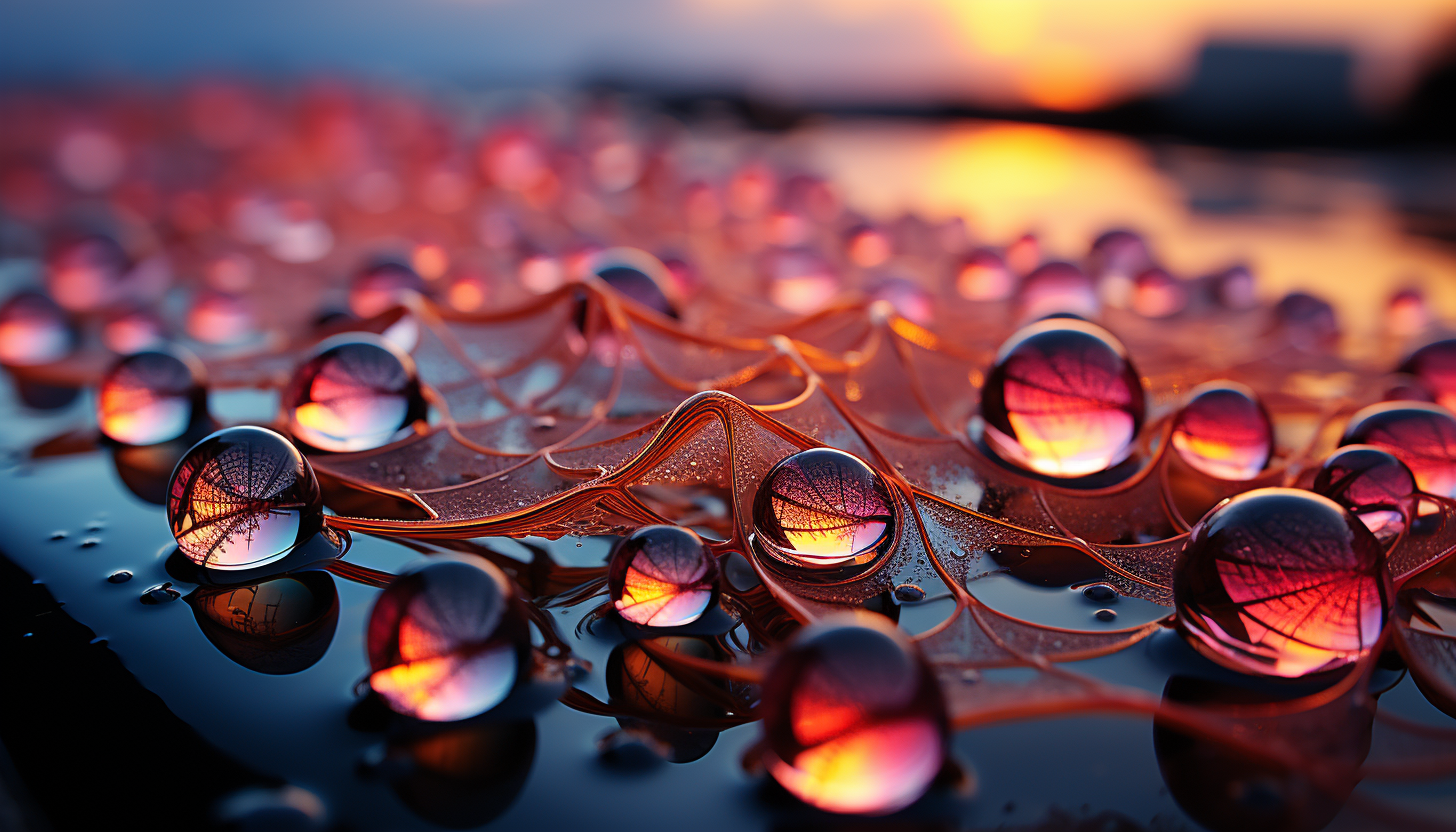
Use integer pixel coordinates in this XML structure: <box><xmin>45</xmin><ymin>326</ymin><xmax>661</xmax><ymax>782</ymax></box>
<box><xmin>758</xmin><ymin>612</ymin><xmax>948</xmax><ymax>815</ymax></box>
<box><xmin>97</xmin><ymin>348</ymin><xmax>207</xmax><ymax>446</ymax></box>
<box><xmin>1170</xmin><ymin>381</ymin><xmax>1273</xmax><ymax>481</ymax></box>
<box><xmin>608</xmin><ymin>525</ymin><xmax>720</xmax><ymax>627</ymax></box>
<box><xmin>753</xmin><ymin>448</ymin><xmax>896</xmax><ymax>570</ymax></box>
<box><xmin>1312</xmin><ymin>445</ymin><xmax>1417</xmax><ymax>545</ymax></box>
<box><xmin>0</xmin><ymin>290</ymin><xmax>72</xmax><ymax>366</ymax></box>
<box><xmin>366</xmin><ymin>557</ymin><xmax>529</xmax><ymax>722</ymax></box>
<box><xmin>1174</xmin><ymin>488</ymin><xmax>1388</xmax><ymax>678</ymax></box>
<box><xmin>1339</xmin><ymin>402</ymin><xmax>1456</xmax><ymax>498</ymax></box>
<box><xmin>166</xmin><ymin>426</ymin><xmax>323</xmax><ymax>570</ymax></box>
<box><xmin>981</xmin><ymin>318</ymin><xmax>1145</xmax><ymax>478</ymax></box>
<box><xmin>284</xmin><ymin>334</ymin><xmax>425</xmax><ymax>452</ymax></box>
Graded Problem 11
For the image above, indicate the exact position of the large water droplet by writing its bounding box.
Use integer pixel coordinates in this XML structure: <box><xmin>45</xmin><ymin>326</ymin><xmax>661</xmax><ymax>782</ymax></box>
<box><xmin>1312</xmin><ymin>445</ymin><xmax>1416</xmax><ymax>546</ymax></box>
<box><xmin>366</xmin><ymin>557</ymin><xmax>530</xmax><ymax>722</ymax></box>
<box><xmin>0</xmin><ymin>291</ymin><xmax>73</xmax><ymax>366</ymax></box>
<box><xmin>284</xmin><ymin>334</ymin><xmax>425</xmax><ymax>452</ymax></box>
<box><xmin>1171</xmin><ymin>381</ymin><xmax>1273</xmax><ymax>481</ymax></box>
<box><xmin>980</xmin><ymin>318</ymin><xmax>1145</xmax><ymax>478</ymax></box>
<box><xmin>1400</xmin><ymin>338</ymin><xmax>1456</xmax><ymax>413</ymax></box>
<box><xmin>350</xmin><ymin>259</ymin><xmax>426</xmax><ymax>319</ymax></box>
<box><xmin>608</xmin><ymin>525</ymin><xmax>720</xmax><ymax>628</ymax></box>
<box><xmin>1339</xmin><ymin>402</ymin><xmax>1456</xmax><ymax>498</ymax></box>
<box><xmin>758</xmin><ymin>612</ymin><xmax>947</xmax><ymax>815</ymax></box>
<box><xmin>98</xmin><ymin>347</ymin><xmax>208</xmax><ymax>446</ymax></box>
<box><xmin>166</xmin><ymin>426</ymin><xmax>323</xmax><ymax>570</ymax></box>
<box><xmin>753</xmin><ymin>448</ymin><xmax>897</xmax><ymax>572</ymax></box>
<box><xmin>1174</xmin><ymin>488</ymin><xmax>1387</xmax><ymax>678</ymax></box>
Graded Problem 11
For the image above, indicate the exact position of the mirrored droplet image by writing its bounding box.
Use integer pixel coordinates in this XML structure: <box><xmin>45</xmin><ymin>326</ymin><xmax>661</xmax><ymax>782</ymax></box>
<box><xmin>1312</xmin><ymin>445</ymin><xmax>1416</xmax><ymax>545</ymax></box>
<box><xmin>385</xmin><ymin>720</ymin><xmax>537</xmax><ymax>828</ymax></box>
<box><xmin>758</xmin><ymin>612</ymin><xmax>948</xmax><ymax>815</ymax></box>
<box><xmin>284</xmin><ymin>334</ymin><xmax>425</xmax><ymax>452</ymax></box>
<box><xmin>98</xmin><ymin>347</ymin><xmax>208</xmax><ymax>446</ymax></box>
<box><xmin>1171</xmin><ymin>381</ymin><xmax>1273</xmax><ymax>481</ymax></box>
<box><xmin>166</xmin><ymin>426</ymin><xmax>323</xmax><ymax>570</ymax></box>
<box><xmin>0</xmin><ymin>291</ymin><xmax>74</xmax><ymax>367</ymax></box>
<box><xmin>188</xmin><ymin>571</ymin><xmax>340</xmax><ymax>675</ymax></box>
<box><xmin>1174</xmin><ymin>488</ymin><xmax>1388</xmax><ymax>678</ymax></box>
<box><xmin>608</xmin><ymin>525</ymin><xmax>721</xmax><ymax>628</ymax></box>
<box><xmin>1339</xmin><ymin>402</ymin><xmax>1456</xmax><ymax>498</ymax></box>
<box><xmin>367</xmin><ymin>557</ymin><xmax>530</xmax><ymax>722</ymax></box>
<box><xmin>753</xmin><ymin>447</ymin><xmax>897</xmax><ymax>572</ymax></box>
<box><xmin>980</xmin><ymin>318</ymin><xmax>1145</xmax><ymax>478</ymax></box>
<box><xmin>606</xmin><ymin>638</ymin><xmax>729</xmax><ymax>764</ymax></box>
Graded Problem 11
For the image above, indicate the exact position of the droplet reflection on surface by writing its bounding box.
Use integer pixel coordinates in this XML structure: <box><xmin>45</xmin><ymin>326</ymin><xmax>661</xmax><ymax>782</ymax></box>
<box><xmin>1312</xmin><ymin>446</ymin><xmax>1416</xmax><ymax>546</ymax></box>
<box><xmin>1171</xmin><ymin>382</ymin><xmax>1273</xmax><ymax>481</ymax></box>
<box><xmin>98</xmin><ymin>348</ymin><xmax>207</xmax><ymax>446</ymax></box>
<box><xmin>759</xmin><ymin>612</ymin><xmax>948</xmax><ymax>815</ymax></box>
<box><xmin>608</xmin><ymin>525</ymin><xmax>720</xmax><ymax>627</ymax></box>
<box><xmin>1174</xmin><ymin>488</ymin><xmax>1387</xmax><ymax>678</ymax></box>
<box><xmin>189</xmin><ymin>571</ymin><xmax>339</xmax><ymax>675</ymax></box>
<box><xmin>284</xmin><ymin>334</ymin><xmax>425</xmax><ymax>452</ymax></box>
<box><xmin>0</xmin><ymin>291</ymin><xmax>73</xmax><ymax>366</ymax></box>
<box><xmin>1339</xmin><ymin>402</ymin><xmax>1456</xmax><ymax>498</ymax></box>
<box><xmin>753</xmin><ymin>448</ymin><xmax>897</xmax><ymax>571</ymax></box>
<box><xmin>367</xmin><ymin>557</ymin><xmax>529</xmax><ymax>722</ymax></box>
<box><xmin>980</xmin><ymin>318</ymin><xmax>1145</xmax><ymax>478</ymax></box>
<box><xmin>166</xmin><ymin>426</ymin><xmax>323</xmax><ymax>570</ymax></box>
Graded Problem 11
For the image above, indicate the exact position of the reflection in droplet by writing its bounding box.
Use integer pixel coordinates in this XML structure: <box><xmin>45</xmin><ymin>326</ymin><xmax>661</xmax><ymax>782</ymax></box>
<box><xmin>1400</xmin><ymin>338</ymin><xmax>1456</xmax><ymax>413</ymax></box>
<box><xmin>1339</xmin><ymin>402</ymin><xmax>1456</xmax><ymax>498</ymax></box>
<box><xmin>367</xmin><ymin>557</ymin><xmax>529</xmax><ymax>722</ymax></box>
<box><xmin>606</xmin><ymin>638</ymin><xmax>728</xmax><ymax>763</ymax></box>
<box><xmin>385</xmin><ymin>720</ymin><xmax>536</xmax><ymax>829</ymax></box>
<box><xmin>608</xmin><ymin>525</ymin><xmax>720</xmax><ymax>628</ymax></box>
<box><xmin>351</xmin><ymin>260</ymin><xmax>427</xmax><ymax>319</ymax></box>
<box><xmin>167</xmin><ymin>426</ymin><xmax>323</xmax><ymax>570</ymax></box>
<box><xmin>98</xmin><ymin>348</ymin><xmax>207</xmax><ymax>446</ymax></box>
<box><xmin>753</xmin><ymin>448</ymin><xmax>897</xmax><ymax>572</ymax></box>
<box><xmin>188</xmin><ymin>571</ymin><xmax>339</xmax><ymax>675</ymax></box>
<box><xmin>954</xmin><ymin>248</ymin><xmax>1013</xmax><ymax>301</ymax></box>
<box><xmin>1171</xmin><ymin>382</ymin><xmax>1273</xmax><ymax>481</ymax></box>
<box><xmin>980</xmin><ymin>318</ymin><xmax>1145</xmax><ymax>478</ymax></box>
<box><xmin>759</xmin><ymin>612</ymin><xmax>948</xmax><ymax>815</ymax></box>
<box><xmin>284</xmin><ymin>334</ymin><xmax>425</xmax><ymax>452</ymax></box>
<box><xmin>1312</xmin><ymin>445</ymin><xmax>1416</xmax><ymax>546</ymax></box>
<box><xmin>1174</xmin><ymin>488</ymin><xmax>1387</xmax><ymax>678</ymax></box>
<box><xmin>0</xmin><ymin>291</ymin><xmax>73</xmax><ymax>366</ymax></box>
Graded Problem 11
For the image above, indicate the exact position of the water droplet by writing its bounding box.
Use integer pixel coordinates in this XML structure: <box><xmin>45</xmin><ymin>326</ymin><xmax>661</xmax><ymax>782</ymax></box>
<box><xmin>586</xmin><ymin>248</ymin><xmax>677</xmax><ymax>318</ymax></box>
<box><xmin>107</xmin><ymin>570</ymin><xmax>132</xmax><ymax>584</ymax></box>
<box><xmin>1082</xmin><ymin>584</ymin><xmax>1118</xmax><ymax>604</ymax></box>
<box><xmin>367</xmin><ymin>557</ymin><xmax>529</xmax><ymax>722</ymax></box>
<box><xmin>868</xmin><ymin>277</ymin><xmax>934</xmax><ymax>326</ymax></box>
<box><xmin>284</xmin><ymin>334</ymin><xmax>425</xmax><ymax>453</ymax></box>
<box><xmin>980</xmin><ymin>318</ymin><xmax>1145</xmax><ymax>478</ymax></box>
<box><xmin>186</xmin><ymin>291</ymin><xmax>256</xmax><ymax>345</ymax></box>
<box><xmin>1017</xmin><ymin>261</ymin><xmax>1098</xmax><ymax>320</ymax></box>
<box><xmin>78</xmin><ymin>537</ymin><xmax>101</xmax><ymax>548</ymax></box>
<box><xmin>166</xmin><ymin>426</ymin><xmax>323</xmax><ymax>570</ymax></box>
<box><xmin>49</xmin><ymin>530</ymin><xmax>67</xmax><ymax>541</ymax></box>
<box><xmin>1272</xmin><ymin>292</ymin><xmax>1338</xmax><ymax>350</ymax></box>
<box><xmin>1400</xmin><ymin>338</ymin><xmax>1456</xmax><ymax>413</ymax></box>
<box><xmin>894</xmin><ymin>583</ymin><xmax>927</xmax><ymax>604</ymax></box>
<box><xmin>101</xmin><ymin>306</ymin><xmax>167</xmax><ymax>354</ymax></box>
<box><xmin>1171</xmin><ymin>381</ymin><xmax>1273</xmax><ymax>481</ymax></box>
<box><xmin>1340</xmin><ymin>402</ymin><xmax>1456</xmax><ymax>498</ymax></box>
<box><xmin>350</xmin><ymin>259</ymin><xmax>426</xmax><ymax>319</ymax></box>
<box><xmin>1211</xmin><ymin>264</ymin><xmax>1257</xmax><ymax>310</ymax></box>
<box><xmin>1131</xmin><ymin>267</ymin><xmax>1187</xmax><ymax>318</ymax></box>
<box><xmin>46</xmin><ymin>234</ymin><xmax>128</xmax><ymax>313</ymax></box>
<box><xmin>0</xmin><ymin>290</ymin><xmax>73</xmax><ymax>366</ymax></box>
<box><xmin>1313</xmin><ymin>445</ymin><xmax>1416</xmax><ymax>545</ymax></box>
<box><xmin>1387</xmin><ymin>287</ymin><xmax>1431</xmax><ymax>337</ymax></box>
<box><xmin>753</xmin><ymin>447</ymin><xmax>897</xmax><ymax>572</ymax></box>
<box><xmin>1174</xmin><ymin>488</ymin><xmax>1387</xmax><ymax>678</ymax></box>
<box><xmin>1087</xmin><ymin>229</ymin><xmax>1151</xmax><ymax>283</ymax></box>
<box><xmin>98</xmin><ymin>347</ymin><xmax>208</xmax><ymax>446</ymax></box>
<box><xmin>1094</xmin><ymin>608</ymin><xmax>1117</xmax><ymax>622</ymax></box>
<box><xmin>608</xmin><ymin>525</ymin><xmax>720</xmax><ymax>628</ymax></box>
<box><xmin>140</xmin><ymin>582</ymin><xmax>181</xmax><ymax>605</ymax></box>
<box><xmin>954</xmin><ymin>248</ymin><xmax>1013</xmax><ymax>301</ymax></box>
<box><xmin>759</xmin><ymin>612</ymin><xmax>948</xmax><ymax>814</ymax></box>
<box><xmin>763</xmin><ymin>248</ymin><xmax>838</xmax><ymax>315</ymax></box>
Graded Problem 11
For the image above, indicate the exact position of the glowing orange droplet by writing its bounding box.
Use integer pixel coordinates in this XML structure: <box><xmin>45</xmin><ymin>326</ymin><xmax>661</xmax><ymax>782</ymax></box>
<box><xmin>763</xmin><ymin>248</ymin><xmax>838</xmax><ymax>315</ymax></box>
<box><xmin>351</xmin><ymin>260</ymin><xmax>426</xmax><ymax>318</ymax></box>
<box><xmin>284</xmin><ymin>334</ymin><xmax>425</xmax><ymax>453</ymax></box>
<box><xmin>753</xmin><ymin>448</ymin><xmax>897</xmax><ymax>573</ymax></box>
<box><xmin>0</xmin><ymin>291</ymin><xmax>72</xmax><ymax>366</ymax></box>
<box><xmin>608</xmin><ymin>525</ymin><xmax>720</xmax><ymax>628</ymax></box>
<box><xmin>367</xmin><ymin>557</ymin><xmax>529</xmax><ymax>722</ymax></box>
<box><xmin>1313</xmin><ymin>445</ymin><xmax>1416</xmax><ymax>545</ymax></box>
<box><xmin>1017</xmin><ymin>261</ymin><xmax>1097</xmax><ymax>321</ymax></box>
<box><xmin>981</xmin><ymin>318</ymin><xmax>1145</xmax><ymax>478</ymax></box>
<box><xmin>1171</xmin><ymin>381</ymin><xmax>1272</xmax><ymax>481</ymax></box>
<box><xmin>98</xmin><ymin>348</ymin><xmax>207</xmax><ymax>446</ymax></box>
<box><xmin>846</xmin><ymin>225</ymin><xmax>891</xmax><ymax>268</ymax></box>
<box><xmin>1174</xmin><ymin>488</ymin><xmax>1388</xmax><ymax>678</ymax></box>
<box><xmin>759</xmin><ymin>612</ymin><xmax>948</xmax><ymax>815</ymax></box>
<box><xmin>955</xmin><ymin>248</ymin><xmax>1013</xmax><ymax>301</ymax></box>
<box><xmin>1131</xmin><ymin>267</ymin><xmax>1187</xmax><ymax>318</ymax></box>
<box><xmin>1340</xmin><ymin>402</ymin><xmax>1456</xmax><ymax>498</ymax></box>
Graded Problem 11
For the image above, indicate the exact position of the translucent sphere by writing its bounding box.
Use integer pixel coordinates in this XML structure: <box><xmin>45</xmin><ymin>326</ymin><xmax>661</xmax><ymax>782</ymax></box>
<box><xmin>1087</xmin><ymin>229</ymin><xmax>1151</xmax><ymax>281</ymax></box>
<box><xmin>759</xmin><ymin>612</ymin><xmax>948</xmax><ymax>815</ymax></box>
<box><xmin>867</xmin><ymin>277</ymin><xmax>934</xmax><ymax>326</ymax></box>
<box><xmin>981</xmin><ymin>318</ymin><xmax>1146</xmax><ymax>478</ymax></box>
<box><xmin>1174</xmin><ymin>488</ymin><xmax>1387</xmax><ymax>678</ymax></box>
<box><xmin>350</xmin><ymin>260</ymin><xmax>426</xmax><ymax>319</ymax></box>
<box><xmin>1313</xmin><ymin>446</ymin><xmax>1416</xmax><ymax>545</ymax></box>
<box><xmin>101</xmin><ymin>307</ymin><xmax>167</xmax><ymax>354</ymax></box>
<box><xmin>46</xmin><ymin>234</ymin><xmax>127</xmax><ymax>313</ymax></box>
<box><xmin>763</xmin><ymin>248</ymin><xmax>837</xmax><ymax>315</ymax></box>
<box><xmin>753</xmin><ymin>448</ymin><xmax>897</xmax><ymax>570</ymax></box>
<box><xmin>166</xmin><ymin>426</ymin><xmax>323</xmax><ymax>570</ymax></box>
<box><xmin>1387</xmin><ymin>288</ymin><xmax>1430</xmax><ymax>337</ymax></box>
<box><xmin>1340</xmin><ymin>402</ymin><xmax>1456</xmax><ymax>498</ymax></box>
<box><xmin>1171</xmin><ymin>381</ymin><xmax>1273</xmax><ymax>481</ymax></box>
<box><xmin>284</xmin><ymin>334</ymin><xmax>425</xmax><ymax>452</ymax></box>
<box><xmin>586</xmin><ymin>248</ymin><xmax>677</xmax><ymax>318</ymax></box>
<box><xmin>1272</xmin><ymin>292</ymin><xmax>1338</xmax><ymax>350</ymax></box>
<box><xmin>1400</xmin><ymin>339</ymin><xmax>1456</xmax><ymax>413</ymax></box>
<box><xmin>608</xmin><ymin>525</ymin><xmax>721</xmax><ymax>627</ymax></box>
<box><xmin>0</xmin><ymin>291</ymin><xmax>73</xmax><ymax>366</ymax></box>
<box><xmin>367</xmin><ymin>557</ymin><xmax>530</xmax><ymax>722</ymax></box>
<box><xmin>1017</xmin><ymin>261</ymin><xmax>1098</xmax><ymax>320</ymax></box>
<box><xmin>1131</xmin><ymin>267</ymin><xmax>1188</xmax><ymax>318</ymax></box>
<box><xmin>98</xmin><ymin>348</ymin><xmax>207</xmax><ymax>446</ymax></box>
<box><xmin>954</xmin><ymin>248</ymin><xmax>1013</xmax><ymax>301</ymax></box>
<box><xmin>186</xmin><ymin>291</ymin><xmax>255</xmax><ymax>345</ymax></box>
<box><xmin>1211</xmin><ymin>264</ymin><xmax>1256</xmax><ymax>310</ymax></box>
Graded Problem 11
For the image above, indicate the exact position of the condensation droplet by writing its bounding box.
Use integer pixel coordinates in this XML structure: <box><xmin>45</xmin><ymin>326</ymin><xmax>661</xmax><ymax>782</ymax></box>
<box><xmin>1171</xmin><ymin>381</ymin><xmax>1273</xmax><ymax>481</ymax></box>
<box><xmin>1340</xmin><ymin>402</ymin><xmax>1456</xmax><ymax>498</ymax></box>
<box><xmin>1400</xmin><ymin>338</ymin><xmax>1456</xmax><ymax>413</ymax></box>
<box><xmin>284</xmin><ymin>334</ymin><xmax>425</xmax><ymax>452</ymax></box>
<box><xmin>1313</xmin><ymin>445</ymin><xmax>1416</xmax><ymax>546</ymax></box>
<box><xmin>0</xmin><ymin>291</ymin><xmax>73</xmax><ymax>366</ymax></box>
<box><xmin>753</xmin><ymin>448</ymin><xmax>897</xmax><ymax>572</ymax></box>
<box><xmin>608</xmin><ymin>525</ymin><xmax>720</xmax><ymax>628</ymax></box>
<box><xmin>351</xmin><ymin>260</ymin><xmax>426</xmax><ymax>319</ymax></box>
<box><xmin>140</xmin><ymin>582</ymin><xmax>181</xmax><ymax>605</ymax></box>
<box><xmin>107</xmin><ymin>570</ymin><xmax>133</xmax><ymax>584</ymax></box>
<box><xmin>98</xmin><ymin>347</ymin><xmax>208</xmax><ymax>446</ymax></box>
